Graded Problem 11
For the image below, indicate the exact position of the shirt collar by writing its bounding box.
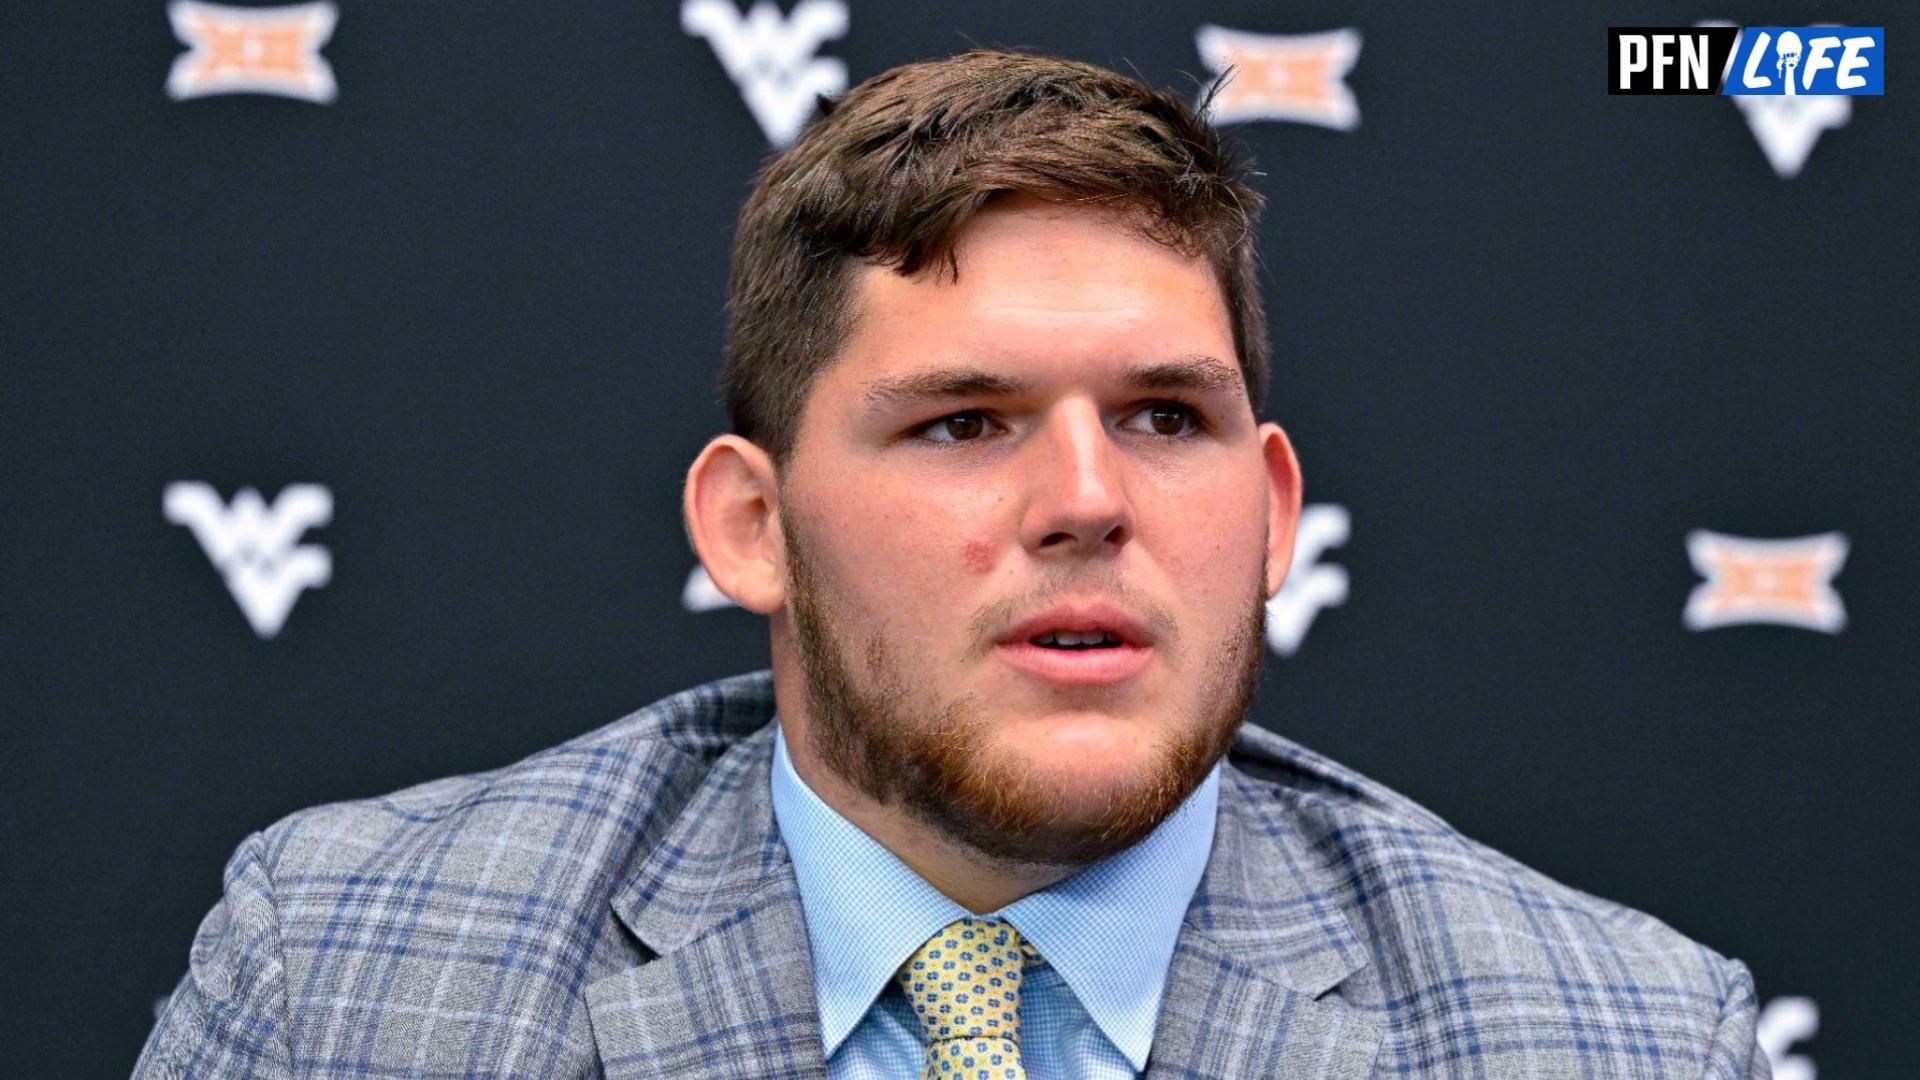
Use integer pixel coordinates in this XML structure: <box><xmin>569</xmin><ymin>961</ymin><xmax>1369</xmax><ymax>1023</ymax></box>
<box><xmin>770</xmin><ymin>720</ymin><xmax>1220</xmax><ymax>1071</ymax></box>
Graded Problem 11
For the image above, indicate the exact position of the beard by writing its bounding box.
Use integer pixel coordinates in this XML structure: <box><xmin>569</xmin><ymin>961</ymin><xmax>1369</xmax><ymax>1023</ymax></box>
<box><xmin>781</xmin><ymin>505</ymin><xmax>1269</xmax><ymax>870</ymax></box>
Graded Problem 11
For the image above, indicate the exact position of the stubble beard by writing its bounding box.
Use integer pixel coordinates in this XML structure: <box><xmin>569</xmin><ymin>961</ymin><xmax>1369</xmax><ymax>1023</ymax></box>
<box><xmin>782</xmin><ymin>508</ymin><xmax>1269</xmax><ymax>870</ymax></box>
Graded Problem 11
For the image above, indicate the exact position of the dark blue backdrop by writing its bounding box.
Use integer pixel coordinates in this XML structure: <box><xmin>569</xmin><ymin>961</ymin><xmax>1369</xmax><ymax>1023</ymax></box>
<box><xmin>2</xmin><ymin>2</ymin><xmax>1911</xmax><ymax>1074</ymax></box>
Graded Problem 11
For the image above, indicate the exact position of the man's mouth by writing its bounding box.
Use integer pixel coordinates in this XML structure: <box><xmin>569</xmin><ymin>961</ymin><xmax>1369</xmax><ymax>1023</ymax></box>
<box><xmin>997</xmin><ymin>601</ymin><xmax>1152</xmax><ymax>650</ymax></box>
<box><xmin>1029</xmin><ymin>631</ymin><xmax>1124</xmax><ymax>650</ymax></box>
<box><xmin>995</xmin><ymin>603</ymin><xmax>1154</xmax><ymax>685</ymax></box>
<box><xmin>997</xmin><ymin>636</ymin><xmax>1151</xmax><ymax>686</ymax></box>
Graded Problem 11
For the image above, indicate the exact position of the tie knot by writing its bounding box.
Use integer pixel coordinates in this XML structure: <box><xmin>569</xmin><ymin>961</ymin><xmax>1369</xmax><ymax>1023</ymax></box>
<box><xmin>895</xmin><ymin>916</ymin><xmax>1038</xmax><ymax>1063</ymax></box>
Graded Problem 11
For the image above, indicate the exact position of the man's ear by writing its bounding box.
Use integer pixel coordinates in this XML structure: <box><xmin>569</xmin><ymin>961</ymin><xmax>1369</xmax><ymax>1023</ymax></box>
<box><xmin>1259</xmin><ymin>421</ymin><xmax>1303</xmax><ymax>599</ymax></box>
<box><xmin>684</xmin><ymin>435</ymin><xmax>787</xmax><ymax>615</ymax></box>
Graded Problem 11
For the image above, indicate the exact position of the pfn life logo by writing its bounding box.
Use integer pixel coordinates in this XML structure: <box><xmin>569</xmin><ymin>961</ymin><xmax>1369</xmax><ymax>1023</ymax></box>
<box><xmin>1727</xmin><ymin>27</ymin><xmax>1883</xmax><ymax>95</ymax></box>
<box><xmin>1608</xmin><ymin>26</ymin><xmax>1883</xmax><ymax>95</ymax></box>
<box><xmin>1609</xmin><ymin>26</ymin><xmax>1741</xmax><ymax>93</ymax></box>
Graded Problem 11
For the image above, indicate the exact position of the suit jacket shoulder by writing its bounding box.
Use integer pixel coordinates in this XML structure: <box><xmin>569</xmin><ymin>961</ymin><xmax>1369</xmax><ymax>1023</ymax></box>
<box><xmin>1212</xmin><ymin>723</ymin><xmax>1768</xmax><ymax>1078</ymax></box>
<box><xmin>134</xmin><ymin>672</ymin><xmax>777</xmax><ymax>1079</ymax></box>
<box><xmin>137</xmin><ymin>673</ymin><xmax>1767</xmax><ymax>1079</ymax></box>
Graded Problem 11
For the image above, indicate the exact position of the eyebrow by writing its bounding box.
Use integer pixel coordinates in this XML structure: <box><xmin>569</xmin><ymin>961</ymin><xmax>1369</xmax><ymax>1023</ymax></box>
<box><xmin>861</xmin><ymin>355</ymin><xmax>1243</xmax><ymax>408</ymax></box>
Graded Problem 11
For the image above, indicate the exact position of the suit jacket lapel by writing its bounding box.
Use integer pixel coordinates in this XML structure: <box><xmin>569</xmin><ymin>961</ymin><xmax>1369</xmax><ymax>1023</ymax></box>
<box><xmin>584</xmin><ymin>717</ymin><xmax>1382</xmax><ymax>1079</ymax></box>
<box><xmin>1145</xmin><ymin>764</ymin><xmax>1384</xmax><ymax>1079</ymax></box>
<box><xmin>585</xmin><ymin>724</ymin><xmax>828</xmax><ymax>1080</ymax></box>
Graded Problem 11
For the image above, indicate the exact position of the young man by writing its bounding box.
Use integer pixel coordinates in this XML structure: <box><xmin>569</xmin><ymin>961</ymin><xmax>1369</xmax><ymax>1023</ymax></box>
<box><xmin>138</xmin><ymin>51</ymin><xmax>1768</xmax><ymax>1078</ymax></box>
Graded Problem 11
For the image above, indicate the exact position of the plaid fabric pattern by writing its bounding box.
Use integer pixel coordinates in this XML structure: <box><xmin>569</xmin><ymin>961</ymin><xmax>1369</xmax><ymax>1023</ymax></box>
<box><xmin>136</xmin><ymin>671</ymin><xmax>1768</xmax><ymax>1078</ymax></box>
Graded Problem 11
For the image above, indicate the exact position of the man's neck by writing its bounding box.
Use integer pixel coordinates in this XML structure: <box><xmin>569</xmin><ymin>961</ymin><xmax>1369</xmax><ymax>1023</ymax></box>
<box><xmin>779</xmin><ymin>718</ymin><xmax>1075</xmax><ymax>913</ymax></box>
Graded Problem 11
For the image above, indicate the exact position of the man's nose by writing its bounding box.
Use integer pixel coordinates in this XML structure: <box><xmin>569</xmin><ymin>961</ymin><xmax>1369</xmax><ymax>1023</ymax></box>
<box><xmin>1018</xmin><ymin>401</ymin><xmax>1134</xmax><ymax>556</ymax></box>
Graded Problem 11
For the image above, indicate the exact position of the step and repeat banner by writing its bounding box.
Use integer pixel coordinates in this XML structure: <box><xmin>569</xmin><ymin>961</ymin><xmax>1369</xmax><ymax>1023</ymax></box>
<box><xmin>2</xmin><ymin>1</ymin><xmax>1912</xmax><ymax>1075</ymax></box>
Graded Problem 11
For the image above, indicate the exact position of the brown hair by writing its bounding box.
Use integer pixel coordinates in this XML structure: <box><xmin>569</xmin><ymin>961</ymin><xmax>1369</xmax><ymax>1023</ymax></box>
<box><xmin>722</xmin><ymin>48</ymin><xmax>1268</xmax><ymax>464</ymax></box>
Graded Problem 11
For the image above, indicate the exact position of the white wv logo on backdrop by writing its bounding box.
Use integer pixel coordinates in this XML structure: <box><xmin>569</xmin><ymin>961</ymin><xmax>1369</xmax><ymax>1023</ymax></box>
<box><xmin>1700</xmin><ymin>21</ymin><xmax>1850</xmax><ymax>178</ymax></box>
<box><xmin>683</xmin><ymin>563</ymin><xmax>734</xmax><ymax>612</ymax></box>
<box><xmin>164</xmin><ymin>482</ymin><xmax>333</xmax><ymax>639</ymax></box>
<box><xmin>1731</xmin><ymin>91</ymin><xmax>1850</xmax><ymax>178</ymax></box>
<box><xmin>1266</xmin><ymin>503</ymin><xmax>1350</xmax><ymax>656</ymax></box>
<box><xmin>683</xmin><ymin>0</ymin><xmax>848</xmax><ymax>147</ymax></box>
<box><xmin>1758</xmin><ymin>996</ymin><xmax>1818</xmax><ymax>1080</ymax></box>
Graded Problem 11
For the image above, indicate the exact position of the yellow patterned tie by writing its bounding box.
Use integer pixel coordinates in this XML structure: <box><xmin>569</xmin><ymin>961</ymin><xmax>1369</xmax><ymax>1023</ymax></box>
<box><xmin>895</xmin><ymin>916</ymin><xmax>1042</xmax><ymax>1080</ymax></box>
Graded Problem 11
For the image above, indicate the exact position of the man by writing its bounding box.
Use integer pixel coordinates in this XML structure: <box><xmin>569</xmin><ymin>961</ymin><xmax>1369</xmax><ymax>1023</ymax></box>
<box><xmin>138</xmin><ymin>50</ymin><xmax>1768</xmax><ymax>1078</ymax></box>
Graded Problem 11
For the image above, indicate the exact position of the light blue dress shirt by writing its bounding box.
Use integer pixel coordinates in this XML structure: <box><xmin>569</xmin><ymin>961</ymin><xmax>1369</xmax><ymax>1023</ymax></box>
<box><xmin>769</xmin><ymin>721</ymin><xmax>1221</xmax><ymax>1079</ymax></box>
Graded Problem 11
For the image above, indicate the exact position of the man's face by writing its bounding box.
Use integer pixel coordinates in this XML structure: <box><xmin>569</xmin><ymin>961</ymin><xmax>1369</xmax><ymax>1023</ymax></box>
<box><xmin>775</xmin><ymin>196</ymin><xmax>1296</xmax><ymax>868</ymax></box>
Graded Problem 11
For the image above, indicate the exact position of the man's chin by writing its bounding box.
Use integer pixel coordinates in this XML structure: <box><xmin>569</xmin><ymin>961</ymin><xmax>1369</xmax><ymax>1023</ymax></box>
<box><xmin>1026</xmin><ymin>770</ymin><xmax>1162</xmax><ymax>821</ymax></box>
<box><xmin>986</xmin><ymin>708</ymin><xmax>1162</xmax><ymax>765</ymax></box>
<box><xmin>909</xmin><ymin>725</ymin><xmax>1218</xmax><ymax>866</ymax></box>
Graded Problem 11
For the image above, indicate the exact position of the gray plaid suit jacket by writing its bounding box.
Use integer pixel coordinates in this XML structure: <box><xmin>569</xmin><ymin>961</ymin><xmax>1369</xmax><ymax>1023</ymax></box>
<box><xmin>136</xmin><ymin>671</ymin><xmax>1768</xmax><ymax>1078</ymax></box>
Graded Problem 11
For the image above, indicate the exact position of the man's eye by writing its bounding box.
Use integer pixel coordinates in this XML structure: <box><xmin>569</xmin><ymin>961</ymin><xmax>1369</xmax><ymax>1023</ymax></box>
<box><xmin>917</xmin><ymin>410</ymin><xmax>991</xmax><ymax>443</ymax></box>
<box><xmin>1122</xmin><ymin>402</ymin><xmax>1202</xmax><ymax>438</ymax></box>
<box><xmin>914</xmin><ymin>405</ymin><xmax>1199</xmax><ymax>444</ymax></box>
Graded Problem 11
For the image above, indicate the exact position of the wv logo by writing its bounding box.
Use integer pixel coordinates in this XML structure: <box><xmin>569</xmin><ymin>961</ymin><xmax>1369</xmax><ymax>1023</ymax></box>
<box><xmin>683</xmin><ymin>0</ymin><xmax>848</xmax><ymax>147</ymax></box>
<box><xmin>1731</xmin><ymin>92</ymin><xmax>1850</xmax><ymax>178</ymax></box>
<box><xmin>164</xmin><ymin>482</ymin><xmax>333</xmax><ymax>639</ymax></box>
<box><xmin>1757</xmin><ymin>996</ymin><xmax>1818</xmax><ymax>1080</ymax></box>
<box><xmin>683</xmin><ymin>563</ymin><xmax>734</xmax><ymax>613</ymax></box>
<box><xmin>1700</xmin><ymin>21</ymin><xmax>1851</xmax><ymax>178</ymax></box>
<box><xmin>1266</xmin><ymin>503</ymin><xmax>1351</xmax><ymax>656</ymax></box>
